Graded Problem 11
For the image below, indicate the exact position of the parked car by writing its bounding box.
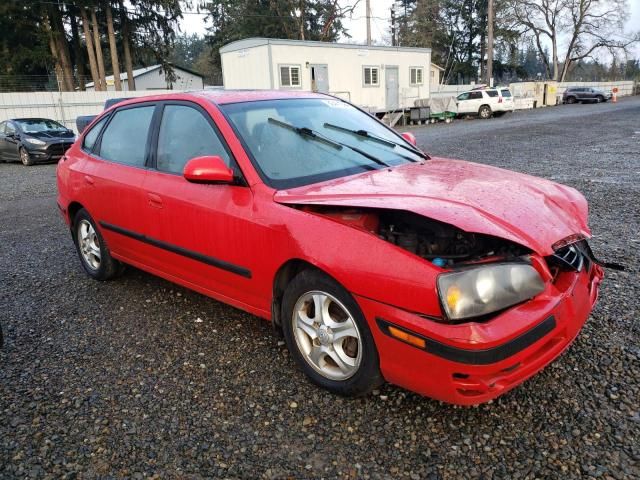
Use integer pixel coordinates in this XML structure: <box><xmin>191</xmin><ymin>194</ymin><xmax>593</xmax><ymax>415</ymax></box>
<box><xmin>0</xmin><ymin>118</ymin><xmax>75</xmax><ymax>166</ymax></box>
<box><xmin>57</xmin><ymin>91</ymin><xmax>605</xmax><ymax>405</ymax></box>
<box><xmin>456</xmin><ymin>87</ymin><xmax>514</xmax><ymax>119</ymax></box>
<box><xmin>76</xmin><ymin>97</ymin><xmax>131</xmax><ymax>134</ymax></box>
<box><xmin>562</xmin><ymin>87</ymin><xmax>612</xmax><ymax>104</ymax></box>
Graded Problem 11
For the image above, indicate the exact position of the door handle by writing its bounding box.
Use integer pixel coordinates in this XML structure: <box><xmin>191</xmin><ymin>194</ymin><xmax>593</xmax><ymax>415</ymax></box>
<box><xmin>147</xmin><ymin>192</ymin><xmax>163</xmax><ymax>208</ymax></box>
<box><xmin>84</xmin><ymin>175</ymin><xmax>95</xmax><ymax>186</ymax></box>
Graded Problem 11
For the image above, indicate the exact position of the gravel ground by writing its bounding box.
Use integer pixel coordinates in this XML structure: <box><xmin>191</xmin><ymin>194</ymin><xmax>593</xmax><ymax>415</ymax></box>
<box><xmin>1</xmin><ymin>98</ymin><xmax>639</xmax><ymax>479</ymax></box>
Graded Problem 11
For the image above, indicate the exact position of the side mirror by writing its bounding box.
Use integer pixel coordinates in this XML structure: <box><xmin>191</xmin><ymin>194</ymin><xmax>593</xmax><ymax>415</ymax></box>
<box><xmin>183</xmin><ymin>155</ymin><xmax>235</xmax><ymax>184</ymax></box>
<box><xmin>400</xmin><ymin>132</ymin><xmax>417</xmax><ymax>147</ymax></box>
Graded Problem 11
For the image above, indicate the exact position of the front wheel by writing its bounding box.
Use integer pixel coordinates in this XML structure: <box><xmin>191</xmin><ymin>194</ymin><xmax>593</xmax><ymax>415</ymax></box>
<box><xmin>478</xmin><ymin>105</ymin><xmax>492</xmax><ymax>119</ymax></box>
<box><xmin>596</xmin><ymin>95</ymin><xmax>604</xmax><ymax>103</ymax></box>
<box><xmin>281</xmin><ymin>270</ymin><xmax>383</xmax><ymax>396</ymax></box>
<box><xmin>19</xmin><ymin>147</ymin><xmax>34</xmax><ymax>166</ymax></box>
<box><xmin>73</xmin><ymin>208</ymin><xmax>124</xmax><ymax>280</ymax></box>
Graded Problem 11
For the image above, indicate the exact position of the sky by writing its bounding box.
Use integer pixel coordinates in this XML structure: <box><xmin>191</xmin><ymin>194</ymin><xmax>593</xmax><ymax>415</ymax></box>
<box><xmin>180</xmin><ymin>0</ymin><xmax>640</xmax><ymax>58</ymax></box>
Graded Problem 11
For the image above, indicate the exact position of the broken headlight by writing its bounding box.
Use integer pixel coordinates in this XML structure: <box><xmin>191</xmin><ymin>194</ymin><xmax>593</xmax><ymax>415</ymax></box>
<box><xmin>437</xmin><ymin>263</ymin><xmax>545</xmax><ymax>321</ymax></box>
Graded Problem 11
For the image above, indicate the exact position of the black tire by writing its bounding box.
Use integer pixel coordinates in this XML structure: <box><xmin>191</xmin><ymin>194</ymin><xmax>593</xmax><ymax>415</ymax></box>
<box><xmin>566</xmin><ymin>96</ymin><xmax>576</xmax><ymax>104</ymax></box>
<box><xmin>478</xmin><ymin>105</ymin><xmax>492</xmax><ymax>119</ymax></box>
<box><xmin>596</xmin><ymin>95</ymin><xmax>604</xmax><ymax>103</ymax></box>
<box><xmin>19</xmin><ymin>147</ymin><xmax>34</xmax><ymax>166</ymax></box>
<box><xmin>281</xmin><ymin>269</ymin><xmax>383</xmax><ymax>396</ymax></box>
<box><xmin>73</xmin><ymin>208</ymin><xmax>124</xmax><ymax>281</ymax></box>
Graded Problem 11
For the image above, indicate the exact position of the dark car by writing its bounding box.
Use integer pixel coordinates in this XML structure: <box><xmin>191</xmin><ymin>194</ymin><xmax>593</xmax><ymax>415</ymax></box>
<box><xmin>562</xmin><ymin>87</ymin><xmax>612</xmax><ymax>104</ymax></box>
<box><xmin>0</xmin><ymin>118</ymin><xmax>75</xmax><ymax>166</ymax></box>
<box><xmin>76</xmin><ymin>98</ymin><xmax>131</xmax><ymax>134</ymax></box>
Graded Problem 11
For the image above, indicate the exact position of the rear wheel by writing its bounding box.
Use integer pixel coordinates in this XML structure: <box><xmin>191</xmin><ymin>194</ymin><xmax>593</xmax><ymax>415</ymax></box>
<box><xmin>19</xmin><ymin>147</ymin><xmax>34</xmax><ymax>166</ymax></box>
<box><xmin>478</xmin><ymin>105</ymin><xmax>492</xmax><ymax>119</ymax></box>
<box><xmin>73</xmin><ymin>208</ymin><xmax>124</xmax><ymax>281</ymax></box>
<box><xmin>281</xmin><ymin>270</ymin><xmax>383</xmax><ymax>396</ymax></box>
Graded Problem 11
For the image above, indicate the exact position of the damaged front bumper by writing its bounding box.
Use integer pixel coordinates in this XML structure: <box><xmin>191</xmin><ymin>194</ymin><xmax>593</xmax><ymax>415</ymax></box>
<box><xmin>356</xmin><ymin>249</ymin><xmax>604</xmax><ymax>405</ymax></box>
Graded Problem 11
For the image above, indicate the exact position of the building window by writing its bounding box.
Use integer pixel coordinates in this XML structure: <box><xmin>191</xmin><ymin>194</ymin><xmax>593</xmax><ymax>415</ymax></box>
<box><xmin>363</xmin><ymin>66</ymin><xmax>379</xmax><ymax>86</ymax></box>
<box><xmin>279</xmin><ymin>65</ymin><xmax>301</xmax><ymax>88</ymax></box>
<box><xmin>410</xmin><ymin>67</ymin><xmax>424</xmax><ymax>85</ymax></box>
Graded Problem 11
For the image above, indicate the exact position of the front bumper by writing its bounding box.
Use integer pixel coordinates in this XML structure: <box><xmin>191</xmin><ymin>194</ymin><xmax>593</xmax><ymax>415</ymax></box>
<box><xmin>357</xmin><ymin>258</ymin><xmax>603</xmax><ymax>405</ymax></box>
<box><xmin>24</xmin><ymin>141</ymin><xmax>73</xmax><ymax>163</ymax></box>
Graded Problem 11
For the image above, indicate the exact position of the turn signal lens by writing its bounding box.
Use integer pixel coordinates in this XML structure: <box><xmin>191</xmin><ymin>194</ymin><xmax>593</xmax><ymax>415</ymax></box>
<box><xmin>388</xmin><ymin>326</ymin><xmax>426</xmax><ymax>349</ymax></box>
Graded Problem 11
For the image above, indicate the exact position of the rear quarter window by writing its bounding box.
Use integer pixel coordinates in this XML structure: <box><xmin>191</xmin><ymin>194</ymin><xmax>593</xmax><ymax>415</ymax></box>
<box><xmin>82</xmin><ymin>116</ymin><xmax>109</xmax><ymax>152</ymax></box>
<box><xmin>486</xmin><ymin>90</ymin><xmax>499</xmax><ymax>97</ymax></box>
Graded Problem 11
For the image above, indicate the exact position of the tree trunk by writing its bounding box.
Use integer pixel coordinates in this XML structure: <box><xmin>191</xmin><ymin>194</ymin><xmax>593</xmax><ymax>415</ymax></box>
<box><xmin>48</xmin><ymin>5</ymin><xmax>75</xmax><ymax>91</ymax></box>
<box><xmin>299</xmin><ymin>0</ymin><xmax>306</xmax><ymax>40</ymax></box>
<box><xmin>105</xmin><ymin>4</ymin><xmax>122</xmax><ymax>91</ymax></box>
<box><xmin>119</xmin><ymin>1</ymin><xmax>135</xmax><ymax>90</ymax></box>
<box><xmin>91</xmin><ymin>7</ymin><xmax>107</xmax><ymax>90</ymax></box>
<box><xmin>80</xmin><ymin>7</ymin><xmax>101</xmax><ymax>90</ymax></box>
<box><xmin>69</xmin><ymin>12</ymin><xmax>86</xmax><ymax>90</ymax></box>
<box><xmin>551</xmin><ymin>35</ymin><xmax>559</xmax><ymax>81</ymax></box>
<box><xmin>47</xmin><ymin>29</ymin><xmax>65</xmax><ymax>91</ymax></box>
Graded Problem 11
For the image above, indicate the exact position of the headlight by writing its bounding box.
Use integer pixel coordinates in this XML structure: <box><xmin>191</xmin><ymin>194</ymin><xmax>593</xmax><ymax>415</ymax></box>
<box><xmin>26</xmin><ymin>138</ymin><xmax>46</xmax><ymax>146</ymax></box>
<box><xmin>437</xmin><ymin>263</ymin><xmax>545</xmax><ymax>321</ymax></box>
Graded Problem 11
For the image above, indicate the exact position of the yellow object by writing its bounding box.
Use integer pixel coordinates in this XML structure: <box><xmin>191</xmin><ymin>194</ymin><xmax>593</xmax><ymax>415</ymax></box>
<box><xmin>446</xmin><ymin>285</ymin><xmax>462</xmax><ymax>313</ymax></box>
<box><xmin>388</xmin><ymin>326</ymin><xmax>426</xmax><ymax>349</ymax></box>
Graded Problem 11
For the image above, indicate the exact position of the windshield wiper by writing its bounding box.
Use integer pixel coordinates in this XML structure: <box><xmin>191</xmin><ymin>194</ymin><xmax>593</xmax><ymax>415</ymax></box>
<box><xmin>323</xmin><ymin>122</ymin><xmax>427</xmax><ymax>161</ymax></box>
<box><xmin>268</xmin><ymin>118</ymin><xmax>391</xmax><ymax>168</ymax></box>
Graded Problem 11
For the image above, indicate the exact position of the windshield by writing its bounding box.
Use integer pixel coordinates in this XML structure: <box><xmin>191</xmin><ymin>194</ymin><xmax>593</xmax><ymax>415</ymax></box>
<box><xmin>16</xmin><ymin>119</ymin><xmax>66</xmax><ymax>133</ymax></box>
<box><xmin>220</xmin><ymin>98</ymin><xmax>422</xmax><ymax>189</ymax></box>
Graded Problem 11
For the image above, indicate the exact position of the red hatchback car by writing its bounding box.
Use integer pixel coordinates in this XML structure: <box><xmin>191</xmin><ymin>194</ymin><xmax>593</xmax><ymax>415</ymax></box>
<box><xmin>57</xmin><ymin>90</ymin><xmax>604</xmax><ymax>405</ymax></box>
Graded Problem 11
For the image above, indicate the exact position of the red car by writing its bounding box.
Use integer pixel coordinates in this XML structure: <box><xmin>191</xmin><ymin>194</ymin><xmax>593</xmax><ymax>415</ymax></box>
<box><xmin>56</xmin><ymin>91</ymin><xmax>603</xmax><ymax>405</ymax></box>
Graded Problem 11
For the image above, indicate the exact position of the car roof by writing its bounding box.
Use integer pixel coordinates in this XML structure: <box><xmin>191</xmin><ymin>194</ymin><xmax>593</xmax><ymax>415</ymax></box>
<box><xmin>105</xmin><ymin>89</ymin><xmax>330</xmax><ymax>110</ymax></box>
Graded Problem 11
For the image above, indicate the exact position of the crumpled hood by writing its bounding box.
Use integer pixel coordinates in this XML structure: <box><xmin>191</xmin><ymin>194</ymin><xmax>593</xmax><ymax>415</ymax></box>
<box><xmin>274</xmin><ymin>158</ymin><xmax>590</xmax><ymax>255</ymax></box>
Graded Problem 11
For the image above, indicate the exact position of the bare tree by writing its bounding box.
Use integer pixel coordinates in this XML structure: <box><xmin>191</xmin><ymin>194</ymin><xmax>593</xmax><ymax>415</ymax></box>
<box><xmin>507</xmin><ymin>0</ymin><xmax>639</xmax><ymax>81</ymax></box>
<box><xmin>559</xmin><ymin>0</ymin><xmax>638</xmax><ymax>81</ymax></box>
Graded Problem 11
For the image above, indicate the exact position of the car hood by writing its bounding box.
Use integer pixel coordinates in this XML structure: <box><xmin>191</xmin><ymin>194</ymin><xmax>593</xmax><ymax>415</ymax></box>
<box><xmin>273</xmin><ymin>158</ymin><xmax>590</xmax><ymax>256</ymax></box>
<box><xmin>25</xmin><ymin>131</ymin><xmax>75</xmax><ymax>142</ymax></box>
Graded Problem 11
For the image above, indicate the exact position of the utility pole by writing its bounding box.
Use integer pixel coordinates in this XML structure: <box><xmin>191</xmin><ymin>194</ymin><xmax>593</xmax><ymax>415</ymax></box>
<box><xmin>486</xmin><ymin>0</ymin><xmax>494</xmax><ymax>86</ymax></box>
<box><xmin>390</xmin><ymin>6</ymin><xmax>396</xmax><ymax>47</ymax></box>
<box><xmin>366</xmin><ymin>0</ymin><xmax>371</xmax><ymax>46</ymax></box>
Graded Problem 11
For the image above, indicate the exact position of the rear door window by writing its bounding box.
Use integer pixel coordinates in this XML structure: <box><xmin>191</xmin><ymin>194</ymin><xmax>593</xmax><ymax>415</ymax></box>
<box><xmin>98</xmin><ymin>106</ymin><xmax>155</xmax><ymax>167</ymax></box>
<box><xmin>156</xmin><ymin>104</ymin><xmax>231</xmax><ymax>174</ymax></box>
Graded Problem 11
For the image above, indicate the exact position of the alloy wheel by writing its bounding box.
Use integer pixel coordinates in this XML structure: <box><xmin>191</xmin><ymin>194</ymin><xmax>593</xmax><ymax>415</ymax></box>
<box><xmin>78</xmin><ymin>219</ymin><xmax>101</xmax><ymax>270</ymax></box>
<box><xmin>291</xmin><ymin>291</ymin><xmax>362</xmax><ymax>381</ymax></box>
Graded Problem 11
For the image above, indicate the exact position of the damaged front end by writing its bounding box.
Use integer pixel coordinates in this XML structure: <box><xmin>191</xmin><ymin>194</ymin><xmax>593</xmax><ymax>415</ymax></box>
<box><xmin>296</xmin><ymin>205</ymin><xmax>613</xmax><ymax>325</ymax></box>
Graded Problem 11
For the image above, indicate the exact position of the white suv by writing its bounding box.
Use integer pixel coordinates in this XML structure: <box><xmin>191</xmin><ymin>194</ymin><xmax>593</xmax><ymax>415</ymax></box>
<box><xmin>456</xmin><ymin>87</ymin><xmax>515</xmax><ymax>119</ymax></box>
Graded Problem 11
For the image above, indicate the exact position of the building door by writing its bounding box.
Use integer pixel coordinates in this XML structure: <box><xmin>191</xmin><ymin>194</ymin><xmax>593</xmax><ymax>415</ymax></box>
<box><xmin>385</xmin><ymin>66</ymin><xmax>399</xmax><ymax>110</ymax></box>
<box><xmin>310</xmin><ymin>65</ymin><xmax>329</xmax><ymax>93</ymax></box>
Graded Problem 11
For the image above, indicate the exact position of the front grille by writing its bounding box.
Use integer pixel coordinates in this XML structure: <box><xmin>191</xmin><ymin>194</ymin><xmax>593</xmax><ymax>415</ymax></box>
<box><xmin>549</xmin><ymin>240</ymin><xmax>591</xmax><ymax>272</ymax></box>
<box><xmin>47</xmin><ymin>142</ymin><xmax>73</xmax><ymax>156</ymax></box>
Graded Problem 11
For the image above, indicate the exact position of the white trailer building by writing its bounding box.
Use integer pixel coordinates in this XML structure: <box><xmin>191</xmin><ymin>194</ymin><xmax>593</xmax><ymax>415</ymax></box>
<box><xmin>219</xmin><ymin>38</ymin><xmax>433</xmax><ymax>112</ymax></box>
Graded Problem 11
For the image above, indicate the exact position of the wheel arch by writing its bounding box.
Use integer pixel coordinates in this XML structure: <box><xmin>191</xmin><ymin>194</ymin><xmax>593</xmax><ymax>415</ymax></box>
<box><xmin>67</xmin><ymin>201</ymin><xmax>85</xmax><ymax>233</ymax></box>
<box><xmin>271</xmin><ymin>258</ymin><xmax>336</xmax><ymax>332</ymax></box>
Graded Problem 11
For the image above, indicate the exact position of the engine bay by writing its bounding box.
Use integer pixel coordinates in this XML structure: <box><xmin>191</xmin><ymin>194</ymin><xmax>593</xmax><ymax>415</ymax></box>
<box><xmin>301</xmin><ymin>206</ymin><xmax>529</xmax><ymax>267</ymax></box>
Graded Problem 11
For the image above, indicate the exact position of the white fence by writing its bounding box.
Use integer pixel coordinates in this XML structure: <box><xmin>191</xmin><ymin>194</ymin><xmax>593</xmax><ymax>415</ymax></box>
<box><xmin>431</xmin><ymin>80</ymin><xmax>635</xmax><ymax>98</ymax></box>
<box><xmin>0</xmin><ymin>90</ymin><xmax>178</xmax><ymax>133</ymax></box>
